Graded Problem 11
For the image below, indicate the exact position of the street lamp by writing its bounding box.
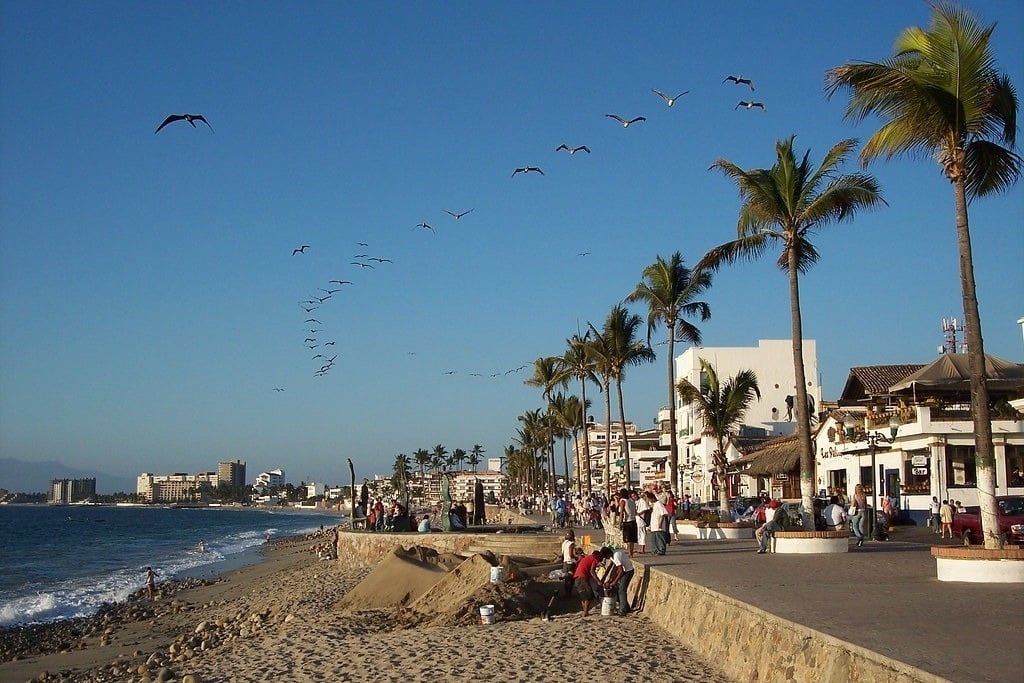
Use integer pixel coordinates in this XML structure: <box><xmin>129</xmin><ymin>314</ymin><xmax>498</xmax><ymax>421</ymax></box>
<box><xmin>844</xmin><ymin>414</ymin><xmax>899</xmax><ymax>541</ymax></box>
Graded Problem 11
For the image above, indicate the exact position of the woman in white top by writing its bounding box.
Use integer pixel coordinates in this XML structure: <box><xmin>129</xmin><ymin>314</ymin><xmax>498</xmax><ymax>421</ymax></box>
<box><xmin>561</xmin><ymin>530</ymin><xmax>577</xmax><ymax>597</ymax></box>
<box><xmin>634</xmin><ymin>491</ymin><xmax>649</xmax><ymax>554</ymax></box>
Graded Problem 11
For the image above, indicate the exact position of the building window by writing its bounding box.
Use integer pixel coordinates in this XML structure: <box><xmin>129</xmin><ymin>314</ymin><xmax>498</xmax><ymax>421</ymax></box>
<box><xmin>859</xmin><ymin>466</ymin><xmax>873</xmax><ymax>494</ymax></box>
<box><xmin>901</xmin><ymin>450</ymin><xmax>931</xmax><ymax>494</ymax></box>
<box><xmin>827</xmin><ymin>469</ymin><xmax>847</xmax><ymax>496</ymax></box>
<box><xmin>946</xmin><ymin>446</ymin><xmax>977</xmax><ymax>488</ymax></box>
<box><xmin>1006</xmin><ymin>445</ymin><xmax>1024</xmax><ymax>488</ymax></box>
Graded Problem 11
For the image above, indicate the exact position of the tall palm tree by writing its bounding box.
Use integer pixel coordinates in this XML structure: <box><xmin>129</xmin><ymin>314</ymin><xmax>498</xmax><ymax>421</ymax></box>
<box><xmin>826</xmin><ymin>2</ymin><xmax>1020</xmax><ymax>549</ymax></box>
<box><xmin>430</xmin><ymin>444</ymin><xmax>448</xmax><ymax>473</ymax></box>
<box><xmin>590</xmin><ymin>304</ymin><xmax>656</xmax><ymax>491</ymax></box>
<box><xmin>582</xmin><ymin>326</ymin><xmax>615</xmax><ymax>493</ymax></box>
<box><xmin>413</xmin><ymin>448</ymin><xmax>430</xmax><ymax>479</ymax></box>
<box><xmin>626</xmin><ymin>252</ymin><xmax>713</xmax><ymax>494</ymax></box>
<box><xmin>451</xmin><ymin>448</ymin><xmax>467</xmax><ymax>474</ymax></box>
<box><xmin>526</xmin><ymin>356</ymin><xmax>568</xmax><ymax>495</ymax></box>
<box><xmin>550</xmin><ymin>392</ymin><xmax>589</xmax><ymax>494</ymax></box>
<box><xmin>468</xmin><ymin>444</ymin><xmax>485</xmax><ymax>472</ymax></box>
<box><xmin>700</xmin><ymin>135</ymin><xmax>884</xmax><ymax>526</ymax></box>
<box><xmin>676</xmin><ymin>359</ymin><xmax>761</xmax><ymax>520</ymax></box>
<box><xmin>554</xmin><ymin>334</ymin><xmax>600</xmax><ymax>493</ymax></box>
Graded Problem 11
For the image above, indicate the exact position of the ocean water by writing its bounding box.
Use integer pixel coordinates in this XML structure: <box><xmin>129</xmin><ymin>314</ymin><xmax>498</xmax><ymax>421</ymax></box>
<box><xmin>0</xmin><ymin>505</ymin><xmax>343</xmax><ymax>626</ymax></box>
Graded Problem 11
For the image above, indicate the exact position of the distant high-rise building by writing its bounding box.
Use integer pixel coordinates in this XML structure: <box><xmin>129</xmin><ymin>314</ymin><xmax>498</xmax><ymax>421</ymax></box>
<box><xmin>218</xmin><ymin>459</ymin><xmax>246</xmax><ymax>488</ymax></box>
<box><xmin>50</xmin><ymin>478</ymin><xmax>96</xmax><ymax>504</ymax></box>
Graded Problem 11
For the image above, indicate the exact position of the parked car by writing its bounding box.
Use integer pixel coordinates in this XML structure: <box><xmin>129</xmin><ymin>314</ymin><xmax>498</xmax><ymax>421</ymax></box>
<box><xmin>952</xmin><ymin>495</ymin><xmax>1024</xmax><ymax>546</ymax></box>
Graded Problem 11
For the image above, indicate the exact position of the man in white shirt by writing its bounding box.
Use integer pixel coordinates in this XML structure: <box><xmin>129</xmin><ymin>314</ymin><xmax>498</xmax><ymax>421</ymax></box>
<box><xmin>600</xmin><ymin>546</ymin><xmax>635</xmax><ymax>616</ymax></box>
<box><xmin>755</xmin><ymin>500</ymin><xmax>781</xmax><ymax>553</ymax></box>
<box><xmin>823</xmin><ymin>496</ymin><xmax>847</xmax><ymax>530</ymax></box>
<box><xmin>646</xmin><ymin>491</ymin><xmax>669</xmax><ymax>555</ymax></box>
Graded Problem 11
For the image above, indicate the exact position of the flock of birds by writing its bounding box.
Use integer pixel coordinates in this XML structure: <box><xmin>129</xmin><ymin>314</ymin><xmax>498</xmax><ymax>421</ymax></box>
<box><xmin>154</xmin><ymin>73</ymin><xmax>767</xmax><ymax>390</ymax></box>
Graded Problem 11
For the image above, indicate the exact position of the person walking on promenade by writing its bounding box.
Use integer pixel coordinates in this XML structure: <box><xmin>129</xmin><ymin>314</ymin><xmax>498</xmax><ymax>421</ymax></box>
<box><xmin>929</xmin><ymin>496</ymin><xmax>941</xmax><ymax>533</ymax></box>
<box><xmin>939</xmin><ymin>499</ymin><xmax>954</xmax><ymax>538</ymax></box>
<box><xmin>849</xmin><ymin>484</ymin><xmax>868</xmax><ymax>547</ymax></box>
<box><xmin>618</xmin><ymin>489</ymin><xmax>638</xmax><ymax>557</ymax></box>
<box><xmin>561</xmin><ymin>530</ymin><xmax>577</xmax><ymax>597</ymax></box>
<box><xmin>665</xmin><ymin>491</ymin><xmax>679</xmax><ymax>541</ymax></box>
<box><xmin>634</xmin><ymin>490</ymin><xmax>649</xmax><ymax>554</ymax></box>
<box><xmin>646</xmin><ymin>491</ymin><xmax>668</xmax><ymax>555</ymax></box>
<box><xmin>600</xmin><ymin>546</ymin><xmax>635</xmax><ymax>616</ymax></box>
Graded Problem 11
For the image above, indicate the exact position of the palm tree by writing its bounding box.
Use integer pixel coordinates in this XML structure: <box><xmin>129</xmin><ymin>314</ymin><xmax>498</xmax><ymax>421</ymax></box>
<box><xmin>626</xmin><ymin>252</ymin><xmax>713</xmax><ymax>494</ymax></box>
<box><xmin>826</xmin><ymin>2</ymin><xmax>1020</xmax><ymax>549</ymax></box>
<box><xmin>589</xmin><ymin>304</ymin><xmax>656</xmax><ymax>492</ymax></box>
<box><xmin>582</xmin><ymin>326</ymin><xmax>615</xmax><ymax>493</ymax></box>
<box><xmin>392</xmin><ymin>453</ymin><xmax>411</xmax><ymax>506</ymax></box>
<box><xmin>550</xmin><ymin>392</ymin><xmax>589</xmax><ymax>494</ymax></box>
<box><xmin>451</xmin><ymin>448</ymin><xmax>467</xmax><ymax>473</ymax></box>
<box><xmin>468</xmin><ymin>444</ymin><xmax>485</xmax><ymax>472</ymax></box>
<box><xmin>554</xmin><ymin>334</ymin><xmax>600</xmax><ymax>493</ymax></box>
<box><xmin>430</xmin><ymin>444</ymin><xmax>448</xmax><ymax>473</ymax></box>
<box><xmin>413</xmin><ymin>448</ymin><xmax>430</xmax><ymax>479</ymax></box>
<box><xmin>525</xmin><ymin>356</ymin><xmax>568</xmax><ymax>495</ymax></box>
<box><xmin>700</xmin><ymin>135</ymin><xmax>884</xmax><ymax>526</ymax></box>
<box><xmin>676</xmin><ymin>359</ymin><xmax>761</xmax><ymax>520</ymax></box>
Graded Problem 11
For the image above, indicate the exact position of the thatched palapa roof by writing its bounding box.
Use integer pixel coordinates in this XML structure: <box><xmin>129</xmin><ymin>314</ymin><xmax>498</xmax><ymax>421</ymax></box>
<box><xmin>729</xmin><ymin>434</ymin><xmax>800</xmax><ymax>476</ymax></box>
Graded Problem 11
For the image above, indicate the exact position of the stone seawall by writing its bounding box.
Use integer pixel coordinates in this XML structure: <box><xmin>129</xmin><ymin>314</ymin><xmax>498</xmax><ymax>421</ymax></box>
<box><xmin>638</xmin><ymin>564</ymin><xmax>948</xmax><ymax>683</ymax></box>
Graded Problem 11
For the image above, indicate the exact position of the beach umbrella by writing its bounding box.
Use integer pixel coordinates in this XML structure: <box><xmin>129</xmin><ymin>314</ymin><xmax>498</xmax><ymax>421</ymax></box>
<box><xmin>473</xmin><ymin>479</ymin><xmax>485</xmax><ymax>525</ymax></box>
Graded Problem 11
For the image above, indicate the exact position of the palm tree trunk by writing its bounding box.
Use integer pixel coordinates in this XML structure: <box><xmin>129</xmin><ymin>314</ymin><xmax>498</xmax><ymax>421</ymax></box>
<box><xmin>786</xmin><ymin>246</ymin><xmax>815</xmax><ymax>529</ymax></box>
<box><xmin>581</xmin><ymin>378</ymin><xmax>592</xmax><ymax>494</ymax></box>
<box><xmin>667</xmin><ymin>331</ymin><xmax>678</xmax><ymax>493</ymax></box>
<box><xmin>603</xmin><ymin>382</ymin><xmax>612</xmax><ymax>494</ymax></box>
<box><xmin>616</xmin><ymin>378</ymin><xmax>631</xmax><ymax>490</ymax></box>
<box><xmin>953</xmin><ymin>177</ymin><xmax>998</xmax><ymax>548</ymax></box>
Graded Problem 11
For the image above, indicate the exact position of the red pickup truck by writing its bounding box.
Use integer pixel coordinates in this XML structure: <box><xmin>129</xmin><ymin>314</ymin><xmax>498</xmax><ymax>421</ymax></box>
<box><xmin>952</xmin><ymin>495</ymin><xmax>1024</xmax><ymax>546</ymax></box>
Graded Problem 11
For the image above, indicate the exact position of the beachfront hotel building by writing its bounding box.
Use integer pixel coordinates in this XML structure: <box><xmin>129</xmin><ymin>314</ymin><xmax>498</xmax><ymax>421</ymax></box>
<box><xmin>49</xmin><ymin>477</ymin><xmax>97</xmax><ymax>504</ymax></box>
<box><xmin>255</xmin><ymin>468</ymin><xmax>285</xmax><ymax>489</ymax></box>
<box><xmin>218</xmin><ymin>459</ymin><xmax>246</xmax><ymax>488</ymax></box>
<box><xmin>672</xmin><ymin>339</ymin><xmax>822</xmax><ymax>503</ymax></box>
<box><xmin>575</xmin><ymin>421</ymin><xmax>669</xmax><ymax>492</ymax></box>
<box><xmin>136</xmin><ymin>471</ymin><xmax>218</xmax><ymax>503</ymax></box>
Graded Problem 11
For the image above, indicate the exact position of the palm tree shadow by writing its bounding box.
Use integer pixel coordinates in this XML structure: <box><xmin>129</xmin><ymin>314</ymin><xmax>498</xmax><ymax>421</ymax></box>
<box><xmin>631</xmin><ymin>564</ymin><xmax>652</xmax><ymax>614</ymax></box>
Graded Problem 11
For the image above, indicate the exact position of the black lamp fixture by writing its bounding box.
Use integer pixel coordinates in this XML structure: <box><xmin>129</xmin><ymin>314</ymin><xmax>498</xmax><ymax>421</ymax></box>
<box><xmin>844</xmin><ymin>413</ymin><xmax>899</xmax><ymax>541</ymax></box>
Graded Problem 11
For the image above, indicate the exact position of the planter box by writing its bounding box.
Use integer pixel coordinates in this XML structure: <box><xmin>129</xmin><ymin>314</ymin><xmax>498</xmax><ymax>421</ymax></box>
<box><xmin>931</xmin><ymin>545</ymin><xmax>1024</xmax><ymax>583</ymax></box>
<box><xmin>770</xmin><ymin>530</ymin><xmax>849</xmax><ymax>554</ymax></box>
<box><xmin>678</xmin><ymin>520</ymin><xmax>754</xmax><ymax>540</ymax></box>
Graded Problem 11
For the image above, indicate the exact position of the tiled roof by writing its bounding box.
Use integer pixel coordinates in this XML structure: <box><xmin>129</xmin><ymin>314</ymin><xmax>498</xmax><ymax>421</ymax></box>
<box><xmin>838</xmin><ymin>364</ymin><xmax>924</xmax><ymax>405</ymax></box>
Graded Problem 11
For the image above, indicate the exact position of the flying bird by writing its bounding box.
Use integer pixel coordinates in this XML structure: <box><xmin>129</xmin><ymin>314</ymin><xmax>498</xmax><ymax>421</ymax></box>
<box><xmin>652</xmin><ymin>88</ymin><xmax>689</xmax><ymax>106</ymax></box>
<box><xmin>556</xmin><ymin>144</ymin><xmax>591</xmax><ymax>155</ymax></box>
<box><xmin>577</xmin><ymin>251</ymin><xmax>591</xmax><ymax>257</ymax></box>
<box><xmin>304</xmin><ymin>338</ymin><xmax>317</xmax><ymax>343</ymax></box>
<box><xmin>320</xmin><ymin>288</ymin><xmax>341</xmax><ymax>294</ymax></box>
<box><xmin>292</xmin><ymin>245</ymin><xmax>310</xmax><ymax>255</ymax></box>
<box><xmin>351</xmin><ymin>261</ymin><xmax>376</xmax><ymax>268</ymax></box>
<box><xmin>443</xmin><ymin>370</ymin><xmax>457</xmax><ymax>375</ymax></box>
<box><xmin>605</xmin><ymin>114</ymin><xmax>646</xmax><ymax>127</ymax></box>
<box><xmin>300</xmin><ymin>305</ymin><xmax>318</xmax><ymax>313</ymax></box>
<box><xmin>723</xmin><ymin>75</ymin><xmax>755</xmax><ymax>90</ymax></box>
<box><xmin>273</xmin><ymin>387</ymin><xmax>285</xmax><ymax>392</ymax></box>
<box><xmin>512</xmin><ymin>166</ymin><xmax>544</xmax><ymax>176</ymax></box>
<box><xmin>416</xmin><ymin>222</ymin><xmax>434</xmax><ymax>233</ymax></box>
<box><xmin>736</xmin><ymin>100</ymin><xmax>767</xmax><ymax>111</ymax></box>
<box><xmin>305</xmin><ymin>318</ymin><xmax>321</xmax><ymax>323</ymax></box>
<box><xmin>445</xmin><ymin>209</ymin><xmax>474</xmax><ymax>219</ymax></box>
<box><xmin>357</xmin><ymin>242</ymin><xmax>369</xmax><ymax>247</ymax></box>
<box><xmin>328</xmin><ymin>280</ymin><xmax>352</xmax><ymax>285</ymax></box>
<box><xmin>368</xmin><ymin>257</ymin><xmax>392</xmax><ymax>263</ymax></box>
<box><xmin>154</xmin><ymin>113</ymin><xmax>213</xmax><ymax>134</ymax></box>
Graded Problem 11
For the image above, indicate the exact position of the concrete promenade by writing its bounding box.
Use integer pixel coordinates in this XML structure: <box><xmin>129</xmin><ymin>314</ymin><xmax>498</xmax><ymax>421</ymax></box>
<box><xmin>572</xmin><ymin>520</ymin><xmax>1021</xmax><ymax>683</ymax></box>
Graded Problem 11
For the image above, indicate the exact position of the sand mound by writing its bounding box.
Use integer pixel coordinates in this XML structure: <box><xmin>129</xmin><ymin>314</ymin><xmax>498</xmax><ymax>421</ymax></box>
<box><xmin>334</xmin><ymin>545</ymin><xmax>460</xmax><ymax>610</ymax></box>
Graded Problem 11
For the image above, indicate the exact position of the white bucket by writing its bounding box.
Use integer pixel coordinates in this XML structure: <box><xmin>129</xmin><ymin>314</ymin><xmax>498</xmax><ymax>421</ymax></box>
<box><xmin>479</xmin><ymin>604</ymin><xmax>495</xmax><ymax>625</ymax></box>
<box><xmin>489</xmin><ymin>566</ymin><xmax>504</xmax><ymax>583</ymax></box>
<box><xmin>601</xmin><ymin>596</ymin><xmax>617</xmax><ymax>616</ymax></box>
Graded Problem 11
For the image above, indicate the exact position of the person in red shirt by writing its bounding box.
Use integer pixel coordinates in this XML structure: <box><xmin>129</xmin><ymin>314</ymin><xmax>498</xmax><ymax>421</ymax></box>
<box><xmin>573</xmin><ymin>549</ymin><xmax>603</xmax><ymax>616</ymax></box>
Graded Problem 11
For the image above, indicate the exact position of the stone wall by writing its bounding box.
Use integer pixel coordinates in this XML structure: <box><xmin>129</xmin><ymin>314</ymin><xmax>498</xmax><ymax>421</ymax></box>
<box><xmin>638</xmin><ymin>565</ymin><xmax>947</xmax><ymax>683</ymax></box>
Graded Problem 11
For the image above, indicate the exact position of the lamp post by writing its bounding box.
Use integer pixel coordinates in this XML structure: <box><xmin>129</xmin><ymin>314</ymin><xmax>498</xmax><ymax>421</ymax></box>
<box><xmin>844</xmin><ymin>415</ymin><xmax>899</xmax><ymax>541</ymax></box>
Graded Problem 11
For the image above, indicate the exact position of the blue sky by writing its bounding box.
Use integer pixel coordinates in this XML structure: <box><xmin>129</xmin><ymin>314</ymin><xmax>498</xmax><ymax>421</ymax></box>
<box><xmin>1</xmin><ymin>1</ymin><xmax>1022</xmax><ymax>490</ymax></box>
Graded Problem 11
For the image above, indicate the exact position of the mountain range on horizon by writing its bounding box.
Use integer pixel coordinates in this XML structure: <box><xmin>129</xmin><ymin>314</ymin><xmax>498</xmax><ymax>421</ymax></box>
<box><xmin>0</xmin><ymin>458</ymin><xmax>135</xmax><ymax>495</ymax></box>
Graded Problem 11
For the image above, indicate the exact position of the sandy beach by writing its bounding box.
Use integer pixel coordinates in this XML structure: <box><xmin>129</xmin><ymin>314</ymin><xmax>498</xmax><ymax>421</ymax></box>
<box><xmin>0</xmin><ymin>531</ymin><xmax>731</xmax><ymax>683</ymax></box>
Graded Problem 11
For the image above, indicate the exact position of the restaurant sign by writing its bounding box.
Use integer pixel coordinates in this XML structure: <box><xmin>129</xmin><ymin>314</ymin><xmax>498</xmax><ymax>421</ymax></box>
<box><xmin>911</xmin><ymin>455</ymin><xmax>928</xmax><ymax>466</ymax></box>
<box><xmin>912</xmin><ymin>467</ymin><xmax>929</xmax><ymax>476</ymax></box>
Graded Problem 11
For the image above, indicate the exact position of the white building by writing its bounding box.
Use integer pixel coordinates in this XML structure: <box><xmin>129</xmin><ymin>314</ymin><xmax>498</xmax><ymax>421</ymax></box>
<box><xmin>675</xmin><ymin>339</ymin><xmax>822</xmax><ymax>502</ymax></box>
<box><xmin>575</xmin><ymin>421</ymin><xmax>669</xmax><ymax>492</ymax></box>
<box><xmin>306</xmin><ymin>482</ymin><xmax>326</xmax><ymax>498</ymax></box>
<box><xmin>815</xmin><ymin>355</ymin><xmax>1024</xmax><ymax>523</ymax></box>
<box><xmin>255</xmin><ymin>469</ymin><xmax>285</xmax><ymax>489</ymax></box>
<box><xmin>137</xmin><ymin>471</ymin><xmax>218</xmax><ymax>503</ymax></box>
<box><xmin>451</xmin><ymin>470</ymin><xmax>507</xmax><ymax>506</ymax></box>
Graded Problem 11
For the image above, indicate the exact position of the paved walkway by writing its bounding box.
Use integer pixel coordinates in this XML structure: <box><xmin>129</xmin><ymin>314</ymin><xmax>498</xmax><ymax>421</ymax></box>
<box><xmin>562</xmin><ymin>521</ymin><xmax>1021</xmax><ymax>683</ymax></box>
